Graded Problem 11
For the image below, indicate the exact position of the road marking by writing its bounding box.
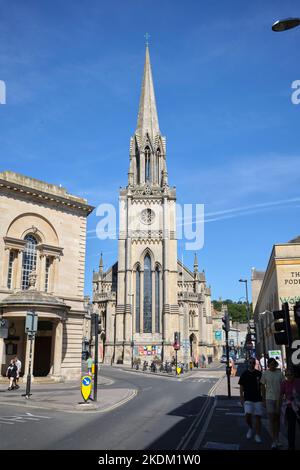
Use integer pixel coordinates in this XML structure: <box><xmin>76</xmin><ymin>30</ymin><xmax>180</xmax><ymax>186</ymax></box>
<box><xmin>176</xmin><ymin>377</ymin><xmax>222</xmax><ymax>450</ymax></box>
<box><xmin>0</xmin><ymin>412</ymin><xmax>51</xmax><ymax>425</ymax></box>
<box><xmin>204</xmin><ymin>441</ymin><xmax>239</xmax><ymax>450</ymax></box>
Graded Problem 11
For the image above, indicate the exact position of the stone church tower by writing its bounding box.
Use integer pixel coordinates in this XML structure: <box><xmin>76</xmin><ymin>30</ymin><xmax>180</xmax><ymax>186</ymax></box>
<box><xmin>93</xmin><ymin>47</ymin><xmax>214</xmax><ymax>365</ymax></box>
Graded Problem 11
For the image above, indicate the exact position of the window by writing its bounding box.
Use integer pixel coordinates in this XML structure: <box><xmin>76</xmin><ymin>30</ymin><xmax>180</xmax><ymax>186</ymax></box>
<box><xmin>155</xmin><ymin>266</ymin><xmax>160</xmax><ymax>333</ymax></box>
<box><xmin>136</xmin><ymin>150</ymin><xmax>140</xmax><ymax>185</ymax></box>
<box><xmin>7</xmin><ymin>251</ymin><xmax>14</xmax><ymax>289</ymax></box>
<box><xmin>45</xmin><ymin>257</ymin><xmax>51</xmax><ymax>292</ymax></box>
<box><xmin>156</xmin><ymin>149</ymin><xmax>160</xmax><ymax>183</ymax></box>
<box><xmin>136</xmin><ymin>267</ymin><xmax>140</xmax><ymax>333</ymax></box>
<box><xmin>21</xmin><ymin>234</ymin><xmax>37</xmax><ymax>290</ymax></box>
<box><xmin>143</xmin><ymin>254</ymin><xmax>152</xmax><ymax>332</ymax></box>
<box><xmin>145</xmin><ymin>147</ymin><xmax>151</xmax><ymax>182</ymax></box>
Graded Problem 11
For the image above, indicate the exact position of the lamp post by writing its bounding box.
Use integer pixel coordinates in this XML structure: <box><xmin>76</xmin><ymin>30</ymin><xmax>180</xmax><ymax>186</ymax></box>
<box><xmin>259</xmin><ymin>312</ymin><xmax>268</xmax><ymax>371</ymax></box>
<box><xmin>128</xmin><ymin>293</ymin><xmax>134</xmax><ymax>368</ymax></box>
<box><xmin>272</xmin><ymin>17</ymin><xmax>300</xmax><ymax>32</ymax></box>
<box><xmin>239</xmin><ymin>279</ymin><xmax>251</xmax><ymax>359</ymax></box>
<box><xmin>239</xmin><ymin>279</ymin><xmax>250</xmax><ymax>323</ymax></box>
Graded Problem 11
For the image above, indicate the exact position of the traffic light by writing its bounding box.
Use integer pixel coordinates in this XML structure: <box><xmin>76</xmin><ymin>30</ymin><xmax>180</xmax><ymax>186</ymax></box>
<box><xmin>222</xmin><ymin>312</ymin><xmax>230</xmax><ymax>333</ymax></box>
<box><xmin>174</xmin><ymin>331</ymin><xmax>180</xmax><ymax>350</ymax></box>
<box><xmin>273</xmin><ymin>302</ymin><xmax>292</xmax><ymax>346</ymax></box>
<box><xmin>249</xmin><ymin>324</ymin><xmax>257</xmax><ymax>344</ymax></box>
<box><xmin>294</xmin><ymin>302</ymin><xmax>300</xmax><ymax>338</ymax></box>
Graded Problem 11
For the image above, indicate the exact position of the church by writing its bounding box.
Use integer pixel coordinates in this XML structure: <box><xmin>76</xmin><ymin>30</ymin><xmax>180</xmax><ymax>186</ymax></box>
<box><xmin>93</xmin><ymin>47</ymin><xmax>214</xmax><ymax>365</ymax></box>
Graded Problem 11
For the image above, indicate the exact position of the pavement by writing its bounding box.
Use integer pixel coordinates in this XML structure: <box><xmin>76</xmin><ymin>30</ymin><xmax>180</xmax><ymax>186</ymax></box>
<box><xmin>112</xmin><ymin>360</ymin><xmax>224</xmax><ymax>379</ymax></box>
<box><xmin>0</xmin><ymin>374</ymin><xmax>137</xmax><ymax>413</ymax></box>
<box><xmin>199</xmin><ymin>374</ymin><xmax>300</xmax><ymax>451</ymax></box>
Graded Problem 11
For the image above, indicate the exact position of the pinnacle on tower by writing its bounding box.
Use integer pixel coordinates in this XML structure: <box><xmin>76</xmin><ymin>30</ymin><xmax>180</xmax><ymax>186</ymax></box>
<box><xmin>194</xmin><ymin>253</ymin><xmax>198</xmax><ymax>273</ymax></box>
<box><xmin>99</xmin><ymin>252</ymin><xmax>103</xmax><ymax>275</ymax></box>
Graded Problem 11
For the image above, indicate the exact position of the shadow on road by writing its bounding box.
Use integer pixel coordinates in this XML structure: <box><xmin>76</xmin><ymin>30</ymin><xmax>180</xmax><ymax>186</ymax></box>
<box><xmin>145</xmin><ymin>395</ymin><xmax>213</xmax><ymax>450</ymax></box>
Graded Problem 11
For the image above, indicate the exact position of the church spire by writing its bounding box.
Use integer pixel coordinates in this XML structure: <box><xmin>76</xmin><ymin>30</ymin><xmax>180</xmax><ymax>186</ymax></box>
<box><xmin>136</xmin><ymin>46</ymin><xmax>160</xmax><ymax>139</ymax></box>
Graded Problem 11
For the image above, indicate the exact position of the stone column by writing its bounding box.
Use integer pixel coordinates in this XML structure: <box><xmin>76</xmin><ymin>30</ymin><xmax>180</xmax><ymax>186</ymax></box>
<box><xmin>2</xmin><ymin>247</ymin><xmax>10</xmax><ymax>289</ymax></box>
<box><xmin>152</xmin><ymin>270</ymin><xmax>155</xmax><ymax>333</ymax></box>
<box><xmin>50</xmin><ymin>257</ymin><xmax>58</xmax><ymax>294</ymax></box>
<box><xmin>140</xmin><ymin>270</ymin><xmax>144</xmax><ymax>333</ymax></box>
<box><xmin>0</xmin><ymin>336</ymin><xmax>5</xmax><ymax>376</ymax></box>
<box><xmin>52</xmin><ymin>320</ymin><xmax>63</xmax><ymax>379</ymax></box>
<box><xmin>39</xmin><ymin>254</ymin><xmax>46</xmax><ymax>292</ymax></box>
<box><xmin>15</xmin><ymin>250</ymin><xmax>23</xmax><ymax>290</ymax></box>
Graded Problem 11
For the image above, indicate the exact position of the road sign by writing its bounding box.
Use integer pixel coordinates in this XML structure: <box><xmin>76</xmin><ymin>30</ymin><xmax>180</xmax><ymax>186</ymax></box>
<box><xmin>25</xmin><ymin>311</ymin><xmax>38</xmax><ymax>335</ymax></box>
<box><xmin>0</xmin><ymin>319</ymin><xmax>8</xmax><ymax>338</ymax></box>
<box><xmin>81</xmin><ymin>375</ymin><xmax>92</xmax><ymax>402</ymax></box>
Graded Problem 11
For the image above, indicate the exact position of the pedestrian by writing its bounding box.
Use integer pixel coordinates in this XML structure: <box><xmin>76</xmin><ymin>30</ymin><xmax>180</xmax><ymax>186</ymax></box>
<box><xmin>229</xmin><ymin>357</ymin><xmax>237</xmax><ymax>376</ymax></box>
<box><xmin>201</xmin><ymin>354</ymin><xmax>206</xmax><ymax>368</ymax></box>
<box><xmin>14</xmin><ymin>356</ymin><xmax>21</xmax><ymax>389</ymax></box>
<box><xmin>261</xmin><ymin>357</ymin><xmax>285</xmax><ymax>449</ymax></box>
<box><xmin>6</xmin><ymin>359</ymin><xmax>18</xmax><ymax>390</ymax></box>
<box><xmin>260</xmin><ymin>354</ymin><xmax>267</xmax><ymax>371</ymax></box>
<box><xmin>280</xmin><ymin>367</ymin><xmax>300</xmax><ymax>450</ymax></box>
<box><xmin>238</xmin><ymin>357</ymin><xmax>263</xmax><ymax>443</ymax></box>
<box><xmin>255</xmin><ymin>357</ymin><xmax>261</xmax><ymax>371</ymax></box>
<box><xmin>86</xmin><ymin>353</ymin><xmax>93</xmax><ymax>376</ymax></box>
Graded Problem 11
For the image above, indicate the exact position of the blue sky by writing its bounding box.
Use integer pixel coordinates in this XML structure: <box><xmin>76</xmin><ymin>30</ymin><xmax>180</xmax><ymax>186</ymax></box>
<box><xmin>1</xmin><ymin>0</ymin><xmax>300</xmax><ymax>301</ymax></box>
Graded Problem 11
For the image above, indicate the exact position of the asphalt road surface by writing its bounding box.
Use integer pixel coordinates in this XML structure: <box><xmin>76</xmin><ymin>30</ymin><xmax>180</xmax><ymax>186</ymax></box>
<box><xmin>0</xmin><ymin>367</ymin><xmax>220</xmax><ymax>450</ymax></box>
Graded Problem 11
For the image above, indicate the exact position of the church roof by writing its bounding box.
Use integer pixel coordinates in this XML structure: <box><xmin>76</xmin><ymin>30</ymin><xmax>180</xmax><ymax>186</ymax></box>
<box><xmin>136</xmin><ymin>46</ymin><xmax>160</xmax><ymax>140</ymax></box>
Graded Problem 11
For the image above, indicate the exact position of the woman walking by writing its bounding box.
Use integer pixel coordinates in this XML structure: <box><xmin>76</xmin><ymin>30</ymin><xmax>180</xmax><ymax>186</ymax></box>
<box><xmin>6</xmin><ymin>359</ymin><xmax>18</xmax><ymax>390</ymax></box>
<box><xmin>280</xmin><ymin>368</ymin><xmax>300</xmax><ymax>450</ymax></box>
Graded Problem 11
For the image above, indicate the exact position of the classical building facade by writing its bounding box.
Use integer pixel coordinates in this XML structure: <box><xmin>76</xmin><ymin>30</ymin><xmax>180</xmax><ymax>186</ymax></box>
<box><xmin>93</xmin><ymin>47</ymin><xmax>214</xmax><ymax>365</ymax></box>
<box><xmin>0</xmin><ymin>171</ymin><xmax>93</xmax><ymax>381</ymax></box>
<box><xmin>252</xmin><ymin>237</ymin><xmax>300</xmax><ymax>362</ymax></box>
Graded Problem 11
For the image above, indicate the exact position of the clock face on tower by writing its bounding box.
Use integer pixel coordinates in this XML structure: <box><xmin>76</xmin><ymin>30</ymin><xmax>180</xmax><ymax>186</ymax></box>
<box><xmin>140</xmin><ymin>208</ymin><xmax>155</xmax><ymax>225</ymax></box>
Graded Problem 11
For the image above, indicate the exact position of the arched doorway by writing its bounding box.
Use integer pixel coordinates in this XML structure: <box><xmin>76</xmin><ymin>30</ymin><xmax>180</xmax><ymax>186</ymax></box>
<box><xmin>189</xmin><ymin>333</ymin><xmax>197</xmax><ymax>362</ymax></box>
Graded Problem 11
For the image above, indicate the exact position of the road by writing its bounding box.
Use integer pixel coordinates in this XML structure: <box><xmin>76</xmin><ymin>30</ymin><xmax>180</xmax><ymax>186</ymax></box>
<box><xmin>0</xmin><ymin>367</ymin><xmax>223</xmax><ymax>450</ymax></box>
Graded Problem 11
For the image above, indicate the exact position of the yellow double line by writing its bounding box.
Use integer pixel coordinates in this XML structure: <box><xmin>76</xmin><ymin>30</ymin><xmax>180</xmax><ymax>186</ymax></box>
<box><xmin>176</xmin><ymin>376</ymin><xmax>223</xmax><ymax>450</ymax></box>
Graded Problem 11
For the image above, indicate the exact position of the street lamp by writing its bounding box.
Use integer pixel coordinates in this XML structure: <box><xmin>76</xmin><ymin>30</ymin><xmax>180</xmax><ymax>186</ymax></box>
<box><xmin>128</xmin><ymin>293</ymin><xmax>135</xmax><ymax>368</ymax></box>
<box><xmin>259</xmin><ymin>312</ymin><xmax>268</xmax><ymax>370</ymax></box>
<box><xmin>238</xmin><ymin>279</ymin><xmax>250</xmax><ymax>323</ymax></box>
<box><xmin>272</xmin><ymin>17</ymin><xmax>300</xmax><ymax>32</ymax></box>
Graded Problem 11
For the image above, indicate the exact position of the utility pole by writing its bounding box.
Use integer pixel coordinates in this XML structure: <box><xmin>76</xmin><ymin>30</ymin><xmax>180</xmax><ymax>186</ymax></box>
<box><xmin>93</xmin><ymin>312</ymin><xmax>99</xmax><ymax>402</ymax></box>
<box><xmin>23</xmin><ymin>310</ymin><xmax>38</xmax><ymax>399</ymax></box>
<box><xmin>222</xmin><ymin>308</ymin><xmax>231</xmax><ymax>399</ymax></box>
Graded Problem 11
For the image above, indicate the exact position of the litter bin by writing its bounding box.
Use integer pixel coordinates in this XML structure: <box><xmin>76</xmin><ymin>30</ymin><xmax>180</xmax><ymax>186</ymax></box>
<box><xmin>189</xmin><ymin>361</ymin><xmax>193</xmax><ymax>370</ymax></box>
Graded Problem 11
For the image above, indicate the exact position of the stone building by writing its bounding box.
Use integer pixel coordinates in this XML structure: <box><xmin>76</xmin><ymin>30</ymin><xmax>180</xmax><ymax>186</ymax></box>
<box><xmin>0</xmin><ymin>171</ymin><xmax>93</xmax><ymax>381</ymax></box>
<box><xmin>252</xmin><ymin>237</ymin><xmax>300</xmax><ymax>361</ymax></box>
<box><xmin>93</xmin><ymin>47</ymin><xmax>214</xmax><ymax>365</ymax></box>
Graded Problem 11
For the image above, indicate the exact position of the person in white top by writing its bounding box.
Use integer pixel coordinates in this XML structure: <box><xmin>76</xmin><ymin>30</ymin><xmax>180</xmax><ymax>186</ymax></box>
<box><xmin>14</xmin><ymin>356</ymin><xmax>22</xmax><ymax>389</ymax></box>
<box><xmin>260</xmin><ymin>354</ymin><xmax>267</xmax><ymax>371</ymax></box>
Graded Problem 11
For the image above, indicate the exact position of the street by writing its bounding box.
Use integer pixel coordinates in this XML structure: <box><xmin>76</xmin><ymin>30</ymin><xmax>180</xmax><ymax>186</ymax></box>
<box><xmin>0</xmin><ymin>367</ymin><xmax>221</xmax><ymax>450</ymax></box>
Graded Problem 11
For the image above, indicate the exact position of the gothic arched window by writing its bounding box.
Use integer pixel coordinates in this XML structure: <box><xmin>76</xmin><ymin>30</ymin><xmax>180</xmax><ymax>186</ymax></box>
<box><xmin>145</xmin><ymin>147</ymin><xmax>151</xmax><ymax>182</ymax></box>
<box><xmin>136</xmin><ymin>149</ymin><xmax>140</xmax><ymax>185</ymax></box>
<box><xmin>143</xmin><ymin>254</ymin><xmax>152</xmax><ymax>332</ymax></box>
<box><xmin>155</xmin><ymin>266</ymin><xmax>160</xmax><ymax>333</ymax></box>
<box><xmin>156</xmin><ymin>148</ymin><xmax>160</xmax><ymax>184</ymax></box>
<box><xmin>136</xmin><ymin>266</ymin><xmax>141</xmax><ymax>333</ymax></box>
<box><xmin>22</xmin><ymin>234</ymin><xmax>38</xmax><ymax>290</ymax></box>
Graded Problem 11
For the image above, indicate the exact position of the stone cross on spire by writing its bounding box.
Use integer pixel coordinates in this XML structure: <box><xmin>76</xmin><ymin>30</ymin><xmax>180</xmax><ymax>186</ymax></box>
<box><xmin>136</xmin><ymin>45</ymin><xmax>160</xmax><ymax>140</ymax></box>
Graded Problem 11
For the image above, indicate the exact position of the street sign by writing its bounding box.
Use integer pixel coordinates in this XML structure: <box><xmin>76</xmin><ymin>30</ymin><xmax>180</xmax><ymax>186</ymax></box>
<box><xmin>81</xmin><ymin>375</ymin><xmax>92</xmax><ymax>402</ymax></box>
<box><xmin>25</xmin><ymin>311</ymin><xmax>38</xmax><ymax>335</ymax></box>
<box><xmin>0</xmin><ymin>319</ymin><xmax>8</xmax><ymax>338</ymax></box>
<box><xmin>215</xmin><ymin>331</ymin><xmax>222</xmax><ymax>341</ymax></box>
